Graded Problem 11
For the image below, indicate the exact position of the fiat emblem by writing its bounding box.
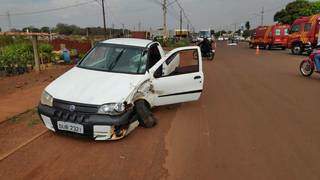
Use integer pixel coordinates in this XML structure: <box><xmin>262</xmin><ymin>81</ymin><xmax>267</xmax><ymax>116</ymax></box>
<box><xmin>69</xmin><ymin>105</ymin><xmax>76</xmax><ymax>112</ymax></box>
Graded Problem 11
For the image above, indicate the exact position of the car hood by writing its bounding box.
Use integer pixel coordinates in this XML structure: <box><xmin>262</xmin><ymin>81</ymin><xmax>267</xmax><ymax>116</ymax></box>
<box><xmin>46</xmin><ymin>67</ymin><xmax>147</xmax><ymax>105</ymax></box>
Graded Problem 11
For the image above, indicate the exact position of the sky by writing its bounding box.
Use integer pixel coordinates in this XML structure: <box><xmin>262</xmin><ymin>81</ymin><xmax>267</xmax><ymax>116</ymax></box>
<box><xmin>0</xmin><ymin>0</ymin><xmax>294</xmax><ymax>32</ymax></box>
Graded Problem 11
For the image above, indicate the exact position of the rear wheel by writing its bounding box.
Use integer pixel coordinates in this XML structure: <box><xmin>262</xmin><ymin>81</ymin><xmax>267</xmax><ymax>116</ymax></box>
<box><xmin>206</xmin><ymin>52</ymin><xmax>214</xmax><ymax>61</ymax></box>
<box><xmin>266</xmin><ymin>44</ymin><xmax>272</xmax><ymax>50</ymax></box>
<box><xmin>299</xmin><ymin>60</ymin><xmax>314</xmax><ymax>77</ymax></box>
<box><xmin>292</xmin><ymin>44</ymin><xmax>302</xmax><ymax>55</ymax></box>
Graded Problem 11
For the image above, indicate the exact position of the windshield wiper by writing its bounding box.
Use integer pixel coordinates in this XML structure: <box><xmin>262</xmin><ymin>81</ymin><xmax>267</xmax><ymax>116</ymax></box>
<box><xmin>108</xmin><ymin>49</ymin><xmax>125</xmax><ymax>71</ymax></box>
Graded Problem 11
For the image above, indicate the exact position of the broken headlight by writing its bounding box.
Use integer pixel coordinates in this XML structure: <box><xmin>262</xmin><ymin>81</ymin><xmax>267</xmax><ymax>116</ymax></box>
<box><xmin>41</xmin><ymin>91</ymin><xmax>53</xmax><ymax>107</ymax></box>
<box><xmin>98</xmin><ymin>103</ymin><xmax>126</xmax><ymax>116</ymax></box>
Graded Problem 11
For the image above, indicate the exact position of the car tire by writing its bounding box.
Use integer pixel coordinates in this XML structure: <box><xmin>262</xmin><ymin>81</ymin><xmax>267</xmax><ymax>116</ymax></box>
<box><xmin>292</xmin><ymin>44</ymin><xmax>302</xmax><ymax>55</ymax></box>
<box><xmin>135</xmin><ymin>100</ymin><xmax>157</xmax><ymax>128</ymax></box>
<box><xmin>267</xmin><ymin>44</ymin><xmax>272</xmax><ymax>50</ymax></box>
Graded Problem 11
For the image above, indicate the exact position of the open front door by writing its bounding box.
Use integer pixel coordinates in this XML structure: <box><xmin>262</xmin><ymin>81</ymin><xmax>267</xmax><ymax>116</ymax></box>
<box><xmin>150</xmin><ymin>46</ymin><xmax>204</xmax><ymax>106</ymax></box>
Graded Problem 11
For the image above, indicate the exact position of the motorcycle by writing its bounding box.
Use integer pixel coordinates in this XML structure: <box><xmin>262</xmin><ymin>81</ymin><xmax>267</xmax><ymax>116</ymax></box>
<box><xmin>299</xmin><ymin>49</ymin><xmax>320</xmax><ymax>77</ymax></box>
<box><xmin>193</xmin><ymin>40</ymin><xmax>216</xmax><ymax>61</ymax></box>
<box><xmin>193</xmin><ymin>49</ymin><xmax>215</xmax><ymax>60</ymax></box>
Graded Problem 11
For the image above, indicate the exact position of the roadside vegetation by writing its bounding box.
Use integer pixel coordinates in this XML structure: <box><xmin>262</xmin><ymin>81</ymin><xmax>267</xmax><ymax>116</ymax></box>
<box><xmin>274</xmin><ymin>0</ymin><xmax>320</xmax><ymax>24</ymax></box>
<box><xmin>0</xmin><ymin>36</ymin><xmax>54</xmax><ymax>76</ymax></box>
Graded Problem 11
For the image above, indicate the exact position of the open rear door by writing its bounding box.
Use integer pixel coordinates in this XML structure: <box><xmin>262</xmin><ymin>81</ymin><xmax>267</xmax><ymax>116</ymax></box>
<box><xmin>150</xmin><ymin>46</ymin><xmax>204</xmax><ymax>106</ymax></box>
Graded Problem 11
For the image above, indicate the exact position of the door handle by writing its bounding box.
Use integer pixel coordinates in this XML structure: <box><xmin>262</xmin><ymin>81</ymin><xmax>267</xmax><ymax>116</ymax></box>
<box><xmin>194</xmin><ymin>76</ymin><xmax>201</xmax><ymax>80</ymax></box>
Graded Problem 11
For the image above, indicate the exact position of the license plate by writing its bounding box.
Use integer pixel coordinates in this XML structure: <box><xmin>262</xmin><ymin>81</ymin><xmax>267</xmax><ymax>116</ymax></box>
<box><xmin>57</xmin><ymin>121</ymin><xmax>84</xmax><ymax>134</ymax></box>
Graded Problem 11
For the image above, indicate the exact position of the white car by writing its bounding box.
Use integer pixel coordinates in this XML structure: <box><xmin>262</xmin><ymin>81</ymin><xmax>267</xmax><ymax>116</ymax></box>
<box><xmin>218</xmin><ymin>37</ymin><xmax>224</xmax><ymax>41</ymax></box>
<box><xmin>38</xmin><ymin>38</ymin><xmax>204</xmax><ymax>140</ymax></box>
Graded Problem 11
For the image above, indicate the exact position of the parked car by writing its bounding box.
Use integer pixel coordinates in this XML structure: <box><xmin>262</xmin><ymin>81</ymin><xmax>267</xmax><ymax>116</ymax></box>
<box><xmin>249</xmin><ymin>24</ymin><xmax>290</xmax><ymax>50</ymax></box>
<box><xmin>38</xmin><ymin>38</ymin><xmax>204</xmax><ymax>141</ymax></box>
<box><xmin>218</xmin><ymin>36</ymin><xmax>224</xmax><ymax>41</ymax></box>
<box><xmin>288</xmin><ymin>14</ymin><xmax>320</xmax><ymax>55</ymax></box>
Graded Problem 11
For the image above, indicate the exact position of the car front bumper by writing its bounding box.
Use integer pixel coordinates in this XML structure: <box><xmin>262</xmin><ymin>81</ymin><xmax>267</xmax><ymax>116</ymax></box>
<box><xmin>38</xmin><ymin>104</ymin><xmax>139</xmax><ymax>140</ymax></box>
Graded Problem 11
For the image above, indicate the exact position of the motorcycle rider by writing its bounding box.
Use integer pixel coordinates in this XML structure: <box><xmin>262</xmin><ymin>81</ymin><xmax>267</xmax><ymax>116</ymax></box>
<box><xmin>198</xmin><ymin>37</ymin><xmax>212</xmax><ymax>56</ymax></box>
<box><xmin>315</xmin><ymin>42</ymin><xmax>320</xmax><ymax>72</ymax></box>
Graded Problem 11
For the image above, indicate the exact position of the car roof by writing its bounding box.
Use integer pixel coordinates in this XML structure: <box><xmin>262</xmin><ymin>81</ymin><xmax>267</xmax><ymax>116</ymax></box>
<box><xmin>101</xmin><ymin>38</ymin><xmax>153</xmax><ymax>48</ymax></box>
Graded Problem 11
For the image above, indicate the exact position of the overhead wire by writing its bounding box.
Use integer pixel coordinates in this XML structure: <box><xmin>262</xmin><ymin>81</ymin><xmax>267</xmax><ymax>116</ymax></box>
<box><xmin>0</xmin><ymin>0</ymin><xmax>96</xmax><ymax>17</ymax></box>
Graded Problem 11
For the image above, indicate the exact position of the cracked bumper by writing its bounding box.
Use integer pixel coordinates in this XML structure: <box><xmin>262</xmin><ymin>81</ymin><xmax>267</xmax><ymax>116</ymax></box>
<box><xmin>38</xmin><ymin>104</ymin><xmax>139</xmax><ymax>140</ymax></box>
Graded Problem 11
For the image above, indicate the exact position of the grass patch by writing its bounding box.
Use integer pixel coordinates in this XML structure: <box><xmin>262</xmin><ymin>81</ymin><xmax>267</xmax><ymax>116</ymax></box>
<box><xmin>7</xmin><ymin>108</ymin><xmax>37</xmax><ymax>124</ymax></box>
<box><xmin>9</xmin><ymin>116</ymin><xmax>20</xmax><ymax>123</ymax></box>
<box><xmin>28</xmin><ymin>118</ymin><xmax>41</xmax><ymax>128</ymax></box>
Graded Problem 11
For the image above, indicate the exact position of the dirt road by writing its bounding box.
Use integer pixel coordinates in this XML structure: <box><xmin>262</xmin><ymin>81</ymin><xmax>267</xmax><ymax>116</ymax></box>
<box><xmin>1</xmin><ymin>43</ymin><xmax>320</xmax><ymax>180</ymax></box>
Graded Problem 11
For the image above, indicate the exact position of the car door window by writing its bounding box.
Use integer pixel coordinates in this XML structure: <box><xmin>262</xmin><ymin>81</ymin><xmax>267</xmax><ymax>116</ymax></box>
<box><xmin>155</xmin><ymin>49</ymin><xmax>199</xmax><ymax>78</ymax></box>
<box><xmin>290</xmin><ymin>24</ymin><xmax>300</xmax><ymax>33</ymax></box>
<box><xmin>148</xmin><ymin>44</ymin><xmax>162</xmax><ymax>70</ymax></box>
<box><xmin>304</xmin><ymin>23</ymin><xmax>312</xmax><ymax>32</ymax></box>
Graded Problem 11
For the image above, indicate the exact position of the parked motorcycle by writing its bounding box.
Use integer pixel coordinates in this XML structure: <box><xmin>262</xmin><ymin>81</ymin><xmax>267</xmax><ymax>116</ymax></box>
<box><xmin>299</xmin><ymin>49</ymin><xmax>320</xmax><ymax>77</ymax></box>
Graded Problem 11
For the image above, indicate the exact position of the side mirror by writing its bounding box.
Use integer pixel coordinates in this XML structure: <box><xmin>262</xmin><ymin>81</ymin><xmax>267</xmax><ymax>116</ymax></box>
<box><xmin>153</xmin><ymin>66</ymin><xmax>163</xmax><ymax>78</ymax></box>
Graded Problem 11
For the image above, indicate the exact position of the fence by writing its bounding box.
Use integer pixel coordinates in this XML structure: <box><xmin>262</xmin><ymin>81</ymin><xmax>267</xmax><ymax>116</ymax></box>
<box><xmin>51</xmin><ymin>39</ymin><xmax>92</xmax><ymax>54</ymax></box>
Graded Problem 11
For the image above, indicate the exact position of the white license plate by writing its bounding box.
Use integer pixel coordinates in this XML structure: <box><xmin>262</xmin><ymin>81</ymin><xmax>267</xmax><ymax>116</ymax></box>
<box><xmin>57</xmin><ymin>121</ymin><xmax>84</xmax><ymax>134</ymax></box>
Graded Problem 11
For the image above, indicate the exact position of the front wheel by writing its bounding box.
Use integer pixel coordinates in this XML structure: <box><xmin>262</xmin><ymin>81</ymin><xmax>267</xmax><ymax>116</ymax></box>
<box><xmin>300</xmin><ymin>60</ymin><xmax>314</xmax><ymax>77</ymax></box>
<box><xmin>292</xmin><ymin>44</ymin><xmax>302</xmax><ymax>55</ymax></box>
<box><xmin>135</xmin><ymin>100</ymin><xmax>157</xmax><ymax>128</ymax></box>
<box><xmin>208</xmin><ymin>52</ymin><xmax>214</xmax><ymax>60</ymax></box>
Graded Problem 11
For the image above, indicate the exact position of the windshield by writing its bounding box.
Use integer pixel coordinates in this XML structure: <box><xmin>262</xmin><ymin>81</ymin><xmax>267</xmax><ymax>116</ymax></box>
<box><xmin>78</xmin><ymin>44</ymin><xmax>148</xmax><ymax>74</ymax></box>
<box><xmin>199</xmin><ymin>31</ymin><xmax>211</xmax><ymax>38</ymax></box>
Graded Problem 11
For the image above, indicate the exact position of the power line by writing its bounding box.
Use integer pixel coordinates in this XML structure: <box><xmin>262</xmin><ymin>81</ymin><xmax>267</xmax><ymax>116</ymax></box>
<box><xmin>174</xmin><ymin>0</ymin><xmax>194</xmax><ymax>30</ymax></box>
<box><xmin>0</xmin><ymin>0</ymin><xmax>96</xmax><ymax>17</ymax></box>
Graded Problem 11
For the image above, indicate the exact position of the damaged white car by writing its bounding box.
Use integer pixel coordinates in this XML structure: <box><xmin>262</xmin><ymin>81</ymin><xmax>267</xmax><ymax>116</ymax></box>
<box><xmin>38</xmin><ymin>38</ymin><xmax>204</xmax><ymax>140</ymax></box>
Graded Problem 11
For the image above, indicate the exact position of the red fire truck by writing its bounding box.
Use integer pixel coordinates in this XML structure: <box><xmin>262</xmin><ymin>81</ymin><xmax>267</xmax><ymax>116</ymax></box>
<box><xmin>288</xmin><ymin>14</ymin><xmax>320</xmax><ymax>55</ymax></box>
<box><xmin>250</xmin><ymin>24</ymin><xmax>290</xmax><ymax>50</ymax></box>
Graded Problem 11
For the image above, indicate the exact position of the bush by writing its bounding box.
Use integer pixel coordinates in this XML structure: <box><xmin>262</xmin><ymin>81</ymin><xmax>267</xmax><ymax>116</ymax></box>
<box><xmin>39</xmin><ymin>44</ymin><xmax>53</xmax><ymax>63</ymax></box>
<box><xmin>0</xmin><ymin>43</ymin><xmax>33</xmax><ymax>68</ymax></box>
<box><xmin>0</xmin><ymin>36</ymin><xmax>14</xmax><ymax>48</ymax></box>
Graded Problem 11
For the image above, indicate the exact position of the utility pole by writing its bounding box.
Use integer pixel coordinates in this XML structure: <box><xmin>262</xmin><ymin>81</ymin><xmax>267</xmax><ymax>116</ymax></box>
<box><xmin>261</xmin><ymin>7</ymin><xmax>264</xmax><ymax>26</ymax></box>
<box><xmin>180</xmin><ymin>9</ymin><xmax>183</xmax><ymax>39</ymax></box>
<box><xmin>163</xmin><ymin>0</ymin><xmax>168</xmax><ymax>39</ymax></box>
<box><xmin>187</xmin><ymin>23</ymin><xmax>189</xmax><ymax>38</ymax></box>
<box><xmin>7</xmin><ymin>11</ymin><xmax>12</xmax><ymax>31</ymax></box>
<box><xmin>122</xmin><ymin>24</ymin><xmax>125</xmax><ymax>37</ymax></box>
<box><xmin>101</xmin><ymin>0</ymin><xmax>107</xmax><ymax>39</ymax></box>
<box><xmin>138</xmin><ymin>21</ymin><xmax>141</xmax><ymax>31</ymax></box>
<box><xmin>112</xmin><ymin>23</ymin><xmax>115</xmax><ymax>37</ymax></box>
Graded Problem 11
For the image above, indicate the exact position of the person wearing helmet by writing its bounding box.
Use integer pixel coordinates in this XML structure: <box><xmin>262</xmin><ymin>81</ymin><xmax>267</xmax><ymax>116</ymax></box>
<box><xmin>198</xmin><ymin>37</ymin><xmax>212</xmax><ymax>55</ymax></box>
<box><xmin>314</xmin><ymin>31</ymin><xmax>320</xmax><ymax>72</ymax></box>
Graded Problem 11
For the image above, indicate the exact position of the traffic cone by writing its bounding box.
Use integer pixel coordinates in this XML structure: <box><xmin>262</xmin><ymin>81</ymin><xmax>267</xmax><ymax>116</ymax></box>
<box><xmin>256</xmin><ymin>45</ymin><xmax>260</xmax><ymax>55</ymax></box>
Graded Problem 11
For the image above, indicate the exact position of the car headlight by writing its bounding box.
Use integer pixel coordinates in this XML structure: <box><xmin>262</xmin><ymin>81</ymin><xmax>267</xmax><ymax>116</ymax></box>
<box><xmin>98</xmin><ymin>103</ymin><xmax>126</xmax><ymax>115</ymax></box>
<box><xmin>41</xmin><ymin>91</ymin><xmax>53</xmax><ymax>107</ymax></box>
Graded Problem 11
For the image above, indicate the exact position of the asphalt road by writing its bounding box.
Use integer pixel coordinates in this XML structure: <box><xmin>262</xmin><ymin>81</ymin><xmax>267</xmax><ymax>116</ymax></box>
<box><xmin>1</xmin><ymin>42</ymin><xmax>320</xmax><ymax>180</ymax></box>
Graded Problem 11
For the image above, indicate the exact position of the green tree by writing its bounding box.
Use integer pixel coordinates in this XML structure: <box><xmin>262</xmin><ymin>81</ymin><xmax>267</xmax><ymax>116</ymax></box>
<box><xmin>311</xmin><ymin>1</ymin><xmax>320</xmax><ymax>14</ymax></box>
<box><xmin>245</xmin><ymin>21</ymin><xmax>250</xmax><ymax>30</ymax></box>
<box><xmin>22</xmin><ymin>26</ymin><xmax>40</xmax><ymax>33</ymax></box>
<box><xmin>40</xmin><ymin>27</ymin><xmax>50</xmax><ymax>33</ymax></box>
<box><xmin>274</xmin><ymin>0</ymin><xmax>319</xmax><ymax>24</ymax></box>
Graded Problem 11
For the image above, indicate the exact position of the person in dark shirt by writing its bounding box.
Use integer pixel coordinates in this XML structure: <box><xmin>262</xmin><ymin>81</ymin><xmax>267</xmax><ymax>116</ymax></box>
<box><xmin>198</xmin><ymin>38</ymin><xmax>212</xmax><ymax>55</ymax></box>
